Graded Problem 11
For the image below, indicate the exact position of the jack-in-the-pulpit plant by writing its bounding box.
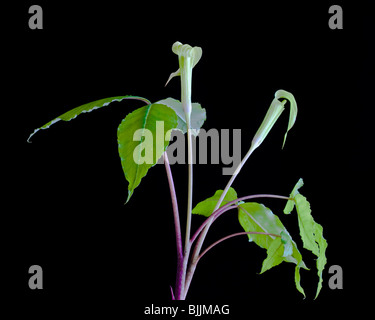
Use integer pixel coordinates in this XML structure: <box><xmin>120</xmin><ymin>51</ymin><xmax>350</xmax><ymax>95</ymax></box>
<box><xmin>28</xmin><ymin>41</ymin><xmax>327</xmax><ymax>300</ymax></box>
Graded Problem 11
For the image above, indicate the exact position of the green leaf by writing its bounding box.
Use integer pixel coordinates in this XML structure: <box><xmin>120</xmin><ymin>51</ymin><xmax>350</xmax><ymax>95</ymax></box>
<box><xmin>284</xmin><ymin>178</ymin><xmax>304</xmax><ymax>214</ymax></box>
<box><xmin>260</xmin><ymin>237</ymin><xmax>284</xmax><ymax>273</ymax></box>
<box><xmin>156</xmin><ymin>98</ymin><xmax>206</xmax><ymax>136</ymax></box>
<box><xmin>284</xmin><ymin>179</ymin><xmax>328</xmax><ymax>298</ymax></box>
<box><xmin>281</xmin><ymin>231</ymin><xmax>293</xmax><ymax>257</ymax></box>
<box><xmin>192</xmin><ymin>188</ymin><xmax>238</xmax><ymax>217</ymax></box>
<box><xmin>27</xmin><ymin>95</ymin><xmax>150</xmax><ymax>142</ymax></box>
<box><xmin>117</xmin><ymin>103</ymin><xmax>178</xmax><ymax>203</ymax></box>
<box><xmin>238</xmin><ymin>202</ymin><xmax>307</xmax><ymax>297</ymax></box>
<box><xmin>294</xmin><ymin>193</ymin><xmax>328</xmax><ymax>299</ymax></box>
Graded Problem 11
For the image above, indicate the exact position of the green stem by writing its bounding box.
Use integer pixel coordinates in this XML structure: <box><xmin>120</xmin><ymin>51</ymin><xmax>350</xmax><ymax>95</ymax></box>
<box><xmin>184</xmin><ymin>146</ymin><xmax>256</xmax><ymax>295</ymax></box>
<box><xmin>185</xmin><ymin>116</ymin><xmax>194</xmax><ymax>249</ymax></box>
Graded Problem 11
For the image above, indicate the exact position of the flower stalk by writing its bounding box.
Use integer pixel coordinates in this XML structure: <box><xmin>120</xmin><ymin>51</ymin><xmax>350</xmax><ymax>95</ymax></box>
<box><xmin>167</xmin><ymin>41</ymin><xmax>202</xmax><ymax>300</ymax></box>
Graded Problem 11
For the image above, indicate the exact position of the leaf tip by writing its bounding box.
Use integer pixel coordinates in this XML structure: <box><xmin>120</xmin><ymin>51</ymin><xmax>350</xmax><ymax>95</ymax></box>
<box><xmin>27</xmin><ymin>129</ymin><xmax>39</xmax><ymax>143</ymax></box>
<box><xmin>125</xmin><ymin>190</ymin><xmax>133</xmax><ymax>204</ymax></box>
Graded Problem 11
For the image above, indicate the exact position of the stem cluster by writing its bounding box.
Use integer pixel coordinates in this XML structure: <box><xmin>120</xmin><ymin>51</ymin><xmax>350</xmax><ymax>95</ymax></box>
<box><xmin>163</xmin><ymin>149</ymin><xmax>291</xmax><ymax>300</ymax></box>
<box><xmin>164</xmin><ymin>41</ymin><xmax>295</xmax><ymax>300</ymax></box>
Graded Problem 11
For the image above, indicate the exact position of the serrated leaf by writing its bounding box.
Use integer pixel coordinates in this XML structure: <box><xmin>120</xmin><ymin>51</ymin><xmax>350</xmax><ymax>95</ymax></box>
<box><xmin>313</xmin><ymin>223</ymin><xmax>327</xmax><ymax>299</ymax></box>
<box><xmin>28</xmin><ymin>95</ymin><xmax>149</xmax><ymax>142</ymax></box>
<box><xmin>284</xmin><ymin>179</ymin><xmax>328</xmax><ymax>298</ymax></box>
<box><xmin>238</xmin><ymin>202</ymin><xmax>307</xmax><ymax>296</ymax></box>
<box><xmin>117</xmin><ymin>103</ymin><xmax>178</xmax><ymax>203</ymax></box>
<box><xmin>192</xmin><ymin>188</ymin><xmax>238</xmax><ymax>217</ymax></box>
<box><xmin>156</xmin><ymin>98</ymin><xmax>206</xmax><ymax>136</ymax></box>
<box><xmin>294</xmin><ymin>193</ymin><xmax>328</xmax><ymax>299</ymax></box>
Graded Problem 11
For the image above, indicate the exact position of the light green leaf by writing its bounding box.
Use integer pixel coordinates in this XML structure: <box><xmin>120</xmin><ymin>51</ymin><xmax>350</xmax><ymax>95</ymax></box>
<box><xmin>284</xmin><ymin>178</ymin><xmax>304</xmax><ymax>214</ymax></box>
<box><xmin>284</xmin><ymin>178</ymin><xmax>328</xmax><ymax>298</ymax></box>
<box><xmin>313</xmin><ymin>223</ymin><xmax>328</xmax><ymax>299</ymax></box>
<box><xmin>295</xmin><ymin>194</ymin><xmax>319</xmax><ymax>255</ymax></box>
<box><xmin>28</xmin><ymin>95</ymin><xmax>150</xmax><ymax>142</ymax></box>
<box><xmin>192</xmin><ymin>188</ymin><xmax>238</xmax><ymax>217</ymax></box>
<box><xmin>281</xmin><ymin>231</ymin><xmax>293</xmax><ymax>257</ymax></box>
<box><xmin>260</xmin><ymin>237</ymin><xmax>284</xmax><ymax>273</ymax></box>
<box><xmin>238</xmin><ymin>203</ymin><xmax>284</xmax><ymax>246</ymax></box>
<box><xmin>117</xmin><ymin>103</ymin><xmax>178</xmax><ymax>203</ymax></box>
<box><xmin>155</xmin><ymin>98</ymin><xmax>206</xmax><ymax>136</ymax></box>
<box><xmin>238</xmin><ymin>202</ymin><xmax>307</xmax><ymax>296</ymax></box>
<box><xmin>294</xmin><ymin>193</ymin><xmax>328</xmax><ymax>299</ymax></box>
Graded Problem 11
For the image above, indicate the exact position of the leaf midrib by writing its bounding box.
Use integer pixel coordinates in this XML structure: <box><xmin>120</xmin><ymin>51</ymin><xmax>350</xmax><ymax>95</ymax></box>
<box><xmin>239</xmin><ymin>205</ymin><xmax>276</xmax><ymax>240</ymax></box>
<box><xmin>131</xmin><ymin>104</ymin><xmax>152</xmax><ymax>188</ymax></box>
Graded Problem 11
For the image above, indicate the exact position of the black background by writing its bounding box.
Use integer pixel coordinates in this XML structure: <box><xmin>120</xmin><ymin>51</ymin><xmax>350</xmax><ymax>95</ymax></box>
<box><xmin>4</xmin><ymin>1</ymin><xmax>374</xmax><ymax>318</ymax></box>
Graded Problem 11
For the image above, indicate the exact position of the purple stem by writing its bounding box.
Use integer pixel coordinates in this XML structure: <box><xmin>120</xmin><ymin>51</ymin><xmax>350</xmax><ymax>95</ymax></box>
<box><xmin>190</xmin><ymin>194</ymin><xmax>291</xmax><ymax>245</ymax></box>
<box><xmin>184</xmin><ymin>193</ymin><xmax>291</xmax><ymax>297</ymax></box>
<box><xmin>163</xmin><ymin>152</ymin><xmax>184</xmax><ymax>299</ymax></box>
<box><xmin>197</xmin><ymin>231</ymin><xmax>281</xmax><ymax>262</ymax></box>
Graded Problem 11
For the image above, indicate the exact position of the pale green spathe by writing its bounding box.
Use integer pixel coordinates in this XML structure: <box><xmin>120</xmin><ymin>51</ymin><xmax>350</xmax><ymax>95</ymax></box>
<box><xmin>250</xmin><ymin>89</ymin><xmax>298</xmax><ymax>153</ymax></box>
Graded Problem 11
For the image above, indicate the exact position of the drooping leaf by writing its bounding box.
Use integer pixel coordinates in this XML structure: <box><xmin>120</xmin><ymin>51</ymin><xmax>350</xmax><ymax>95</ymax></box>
<box><xmin>238</xmin><ymin>202</ymin><xmax>307</xmax><ymax>296</ymax></box>
<box><xmin>27</xmin><ymin>95</ymin><xmax>150</xmax><ymax>142</ymax></box>
<box><xmin>313</xmin><ymin>223</ymin><xmax>328</xmax><ymax>299</ymax></box>
<box><xmin>156</xmin><ymin>98</ymin><xmax>206</xmax><ymax>136</ymax></box>
<box><xmin>117</xmin><ymin>103</ymin><xmax>178</xmax><ymax>203</ymax></box>
<box><xmin>192</xmin><ymin>188</ymin><xmax>238</xmax><ymax>217</ymax></box>
<box><xmin>284</xmin><ymin>179</ymin><xmax>328</xmax><ymax>298</ymax></box>
<box><xmin>295</xmin><ymin>193</ymin><xmax>328</xmax><ymax>299</ymax></box>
